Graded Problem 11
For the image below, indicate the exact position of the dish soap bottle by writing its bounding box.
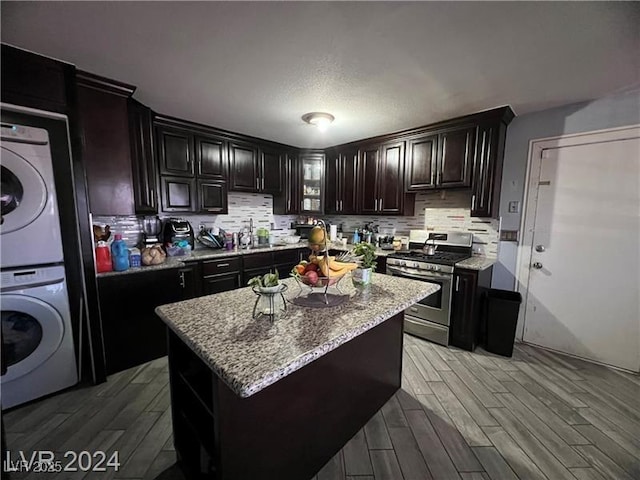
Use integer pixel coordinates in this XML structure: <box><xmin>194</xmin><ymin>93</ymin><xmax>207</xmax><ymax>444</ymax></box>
<box><xmin>111</xmin><ymin>234</ymin><xmax>130</xmax><ymax>271</ymax></box>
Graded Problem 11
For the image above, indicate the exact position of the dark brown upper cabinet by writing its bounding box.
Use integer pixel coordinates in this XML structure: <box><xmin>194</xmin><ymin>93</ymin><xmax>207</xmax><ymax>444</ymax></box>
<box><xmin>229</xmin><ymin>142</ymin><xmax>282</xmax><ymax>194</ymax></box>
<box><xmin>157</xmin><ymin>126</ymin><xmax>194</xmax><ymax>177</ymax></box>
<box><xmin>406</xmin><ymin>126</ymin><xmax>475</xmax><ymax>191</ymax></box>
<box><xmin>76</xmin><ymin>71</ymin><xmax>136</xmax><ymax>216</ymax></box>
<box><xmin>128</xmin><ymin>99</ymin><xmax>157</xmax><ymax>214</ymax></box>
<box><xmin>198</xmin><ymin>180</ymin><xmax>228</xmax><ymax>214</ymax></box>
<box><xmin>439</xmin><ymin>126</ymin><xmax>475</xmax><ymax>188</ymax></box>
<box><xmin>357</xmin><ymin>142</ymin><xmax>413</xmax><ymax>216</ymax></box>
<box><xmin>326</xmin><ymin>147</ymin><xmax>358</xmax><ymax>215</ymax></box>
<box><xmin>229</xmin><ymin>141</ymin><xmax>259</xmax><ymax>191</ymax></box>
<box><xmin>273</xmin><ymin>152</ymin><xmax>299</xmax><ymax>214</ymax></box>
<box><xmin>358</xmin><ymin>145</ymin><xmax>380</xmax><ymax>214</ymax></box>
<box><xmin>471</xmin><ymin>116</ymin><xmax>510</xmax><ymax>218</ymax></box>
<box><xmin>1</xmin><ymin>44</ymin><xmax>74</xmax><ymax>114</ymax></box>
<box><xmin>260</xmin><ymin>146</ymin><xmax>283</xmax><ymax>194</ymax></box>
<box><xmin>405</xmin><ymin>135</ymin><xmax>438</xmax><ymax>190</ymax></box>
<box><xmin>155</xmin><ymin>118</ymin><xmax>230</xmax><ymax>214</ymax></box>
<box><xmin>378</xmin><ymin>142</ymin><xmax>406</xmax><ymax>214</ymax></box>
<box><xmin>160</xmin><ymin>176</ymin><xmax>196</xmax><ymax>212</ymax></box>
<box><xmin>196</xmin><ymin>135</ymin><xmax>227</xmax><ymax>179</ymax></box>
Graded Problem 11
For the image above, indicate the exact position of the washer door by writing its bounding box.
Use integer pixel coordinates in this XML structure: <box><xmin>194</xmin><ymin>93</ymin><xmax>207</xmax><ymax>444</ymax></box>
<box><xmin>0</xmin><ymin>146</ymin><xmax>48</xmax><ymax>234</ymax></box>
<box><xmin>1</xmin><ymin>294</ymin><xmax>64</xmax><ymax>382</ymax></box>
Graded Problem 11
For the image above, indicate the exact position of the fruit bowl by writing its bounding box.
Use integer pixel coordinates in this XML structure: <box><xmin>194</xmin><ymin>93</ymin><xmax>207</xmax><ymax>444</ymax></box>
<box><xmin>296</xmin><ymin>273</ymin><xmax>344</xmax><ymax>288</ymax></box>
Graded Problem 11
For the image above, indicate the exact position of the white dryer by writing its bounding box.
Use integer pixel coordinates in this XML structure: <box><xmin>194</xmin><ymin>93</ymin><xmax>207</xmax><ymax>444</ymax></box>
<box><xmin>0</xmin><ymin>124</ymin><xmax>64</xmax><ymax>269</ymax></box>
<box><xmin>1</xmin><ymin>265</ymin><xmax>77</xmax><ymax>409</ymax></box>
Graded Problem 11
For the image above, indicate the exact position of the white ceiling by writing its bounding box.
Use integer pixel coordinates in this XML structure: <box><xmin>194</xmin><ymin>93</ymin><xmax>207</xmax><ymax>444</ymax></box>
<box><xmin>2</xmin><ymin>2</ymin><xmax>639</xmax><ymax>148</ymax></box>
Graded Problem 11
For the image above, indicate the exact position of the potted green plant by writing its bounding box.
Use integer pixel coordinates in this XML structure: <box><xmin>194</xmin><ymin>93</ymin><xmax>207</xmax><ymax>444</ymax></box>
<box><xmin>247</xmin><ymin>271</ymin><xmax>282</xmax><ymax>293</ymax></box>
<box><xmin>351</xmin><ymin>242</ymin><xmax>377</xmax><ymax>286</ymax></box>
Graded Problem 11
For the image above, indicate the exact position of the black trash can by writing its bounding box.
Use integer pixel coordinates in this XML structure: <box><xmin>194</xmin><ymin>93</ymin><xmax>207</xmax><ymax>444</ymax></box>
<box><xmin>484</xmin><ymin>289</ymin><xmax>522</xmax><ymax>357</ymax></box>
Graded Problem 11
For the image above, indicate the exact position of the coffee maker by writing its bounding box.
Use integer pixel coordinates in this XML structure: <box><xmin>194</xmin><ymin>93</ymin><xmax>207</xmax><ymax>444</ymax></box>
<box><xmin>142</xmin><ymin>216</ymin><xmax>162</xmax><ymax>247</ymax></box>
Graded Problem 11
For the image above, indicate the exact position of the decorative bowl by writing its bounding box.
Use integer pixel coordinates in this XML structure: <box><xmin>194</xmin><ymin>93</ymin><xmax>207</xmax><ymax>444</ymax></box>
<box><xmin>282</xmin><ymin>235</ymin><xmax>301</xmax><ymax>244</ymax></box>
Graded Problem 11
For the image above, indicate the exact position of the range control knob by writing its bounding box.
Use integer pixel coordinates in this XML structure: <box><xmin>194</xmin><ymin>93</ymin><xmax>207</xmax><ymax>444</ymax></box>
<box><xmin>400</xmin><ymin>261</ymin><xmax>407</xmax><ymax>267</ymax></box>
<box><xmin>433</xmin><ymin>265</ymin><xmax>440</xmax><ymax>272</ymax></box>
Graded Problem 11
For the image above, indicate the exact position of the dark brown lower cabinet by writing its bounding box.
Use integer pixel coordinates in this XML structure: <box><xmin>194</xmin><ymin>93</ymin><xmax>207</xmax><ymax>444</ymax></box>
<box><xmin>98</xmin><ymin>268</ymin><xmax>183</xmax><ymax>375</ymax></box>
<box><xmin>178</xmin><ymin>263</ymin><xmax>202</xmax><ymax>300</ymax></box>
<box><xmin>202</xmin><ymin>273</ymin><xmax>242</xmax><ymax>295</ymax></box>
<box><xmin>166</xmin><ymin>313</ymin><xmax>402</xmax><ymax>480</ymax></box>
<box><xmin>201</xmin><ymin>257</ymin><xmax>242</xmax><ymax>294</ymax></box>
<box><xmin>449</xmin><ymin>266</ymin><xmax>493</xmax><ymax>351</ymax></box>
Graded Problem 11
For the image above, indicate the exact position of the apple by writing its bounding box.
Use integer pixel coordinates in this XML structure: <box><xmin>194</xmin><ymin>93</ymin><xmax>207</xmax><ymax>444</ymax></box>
<box><xmin>304</xmin><ymin>263</ymin><xmax>319</xmax><ymax>273</ymax></box>
<box><xmin>305</xmin><ymin>270</ymin><xmax>319</xmax><ymax>286</ymax></box>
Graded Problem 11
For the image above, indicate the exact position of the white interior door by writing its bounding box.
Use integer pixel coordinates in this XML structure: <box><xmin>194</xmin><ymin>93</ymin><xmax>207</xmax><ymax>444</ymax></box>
<box><xmin>522</xmin><ymin>127</ymin><xmax>640</xmax><ymax>372</ymax></box>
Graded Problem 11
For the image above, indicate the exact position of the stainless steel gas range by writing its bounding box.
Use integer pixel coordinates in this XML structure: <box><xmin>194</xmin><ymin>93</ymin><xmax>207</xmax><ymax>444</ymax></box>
<box><xmin>387</xmin><ymin>231</ymin><xmax>472</xmax><ymax>346</ymax></box>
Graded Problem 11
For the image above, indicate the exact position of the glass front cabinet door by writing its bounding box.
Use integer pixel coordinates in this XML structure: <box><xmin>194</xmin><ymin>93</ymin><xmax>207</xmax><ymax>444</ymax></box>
<box><xmin>299</xmin><ymin>153</ymin><xmax>325</xmax><ymax>214</ymax></box>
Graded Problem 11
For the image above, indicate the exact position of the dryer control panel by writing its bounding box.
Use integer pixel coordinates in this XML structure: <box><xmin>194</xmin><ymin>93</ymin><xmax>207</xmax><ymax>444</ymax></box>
<box><xmin>0</xmin><ymin>123</ymin><xmax>49</xmax><ymax>145</ymax></box>
<box><xmin>0</xmin><ymin>265</ymin><xmax>65</xmax><ymax>291</ymax></box>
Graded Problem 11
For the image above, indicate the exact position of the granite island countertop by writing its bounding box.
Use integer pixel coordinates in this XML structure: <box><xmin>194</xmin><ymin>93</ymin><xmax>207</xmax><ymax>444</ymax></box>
<box><xmin>155</xmin><ymin>274</ymin><xmax>439</xmax><ymax>398</ymax></box>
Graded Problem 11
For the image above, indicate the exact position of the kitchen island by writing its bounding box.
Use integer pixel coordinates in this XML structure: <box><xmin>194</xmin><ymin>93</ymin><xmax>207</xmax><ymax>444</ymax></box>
<box><xmin>155</xmin><ymin>274</ymin><xmax>439</xmax><ymax>480</ymax></box>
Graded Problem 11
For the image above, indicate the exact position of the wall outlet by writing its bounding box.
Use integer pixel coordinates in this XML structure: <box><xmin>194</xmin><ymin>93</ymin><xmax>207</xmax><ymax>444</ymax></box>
<box><xmin>508</xmin><ymin>201</ymin><xmax>520</xmax><ymax>213</ymax></box>
<box><xmin>500</xmin><ymin>230</ymin><xmax>519</xmax><ymax>242</ymax></box>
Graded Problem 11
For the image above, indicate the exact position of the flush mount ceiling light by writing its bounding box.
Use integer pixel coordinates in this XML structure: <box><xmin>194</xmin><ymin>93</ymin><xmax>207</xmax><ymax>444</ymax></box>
<box><xmin>302</xmin><ymin>112</ymin><xmax>335</xmax><ymax>132</ymax></box>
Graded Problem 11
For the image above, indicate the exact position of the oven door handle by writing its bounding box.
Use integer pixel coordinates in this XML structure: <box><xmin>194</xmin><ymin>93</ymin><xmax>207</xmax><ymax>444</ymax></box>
<box><xmin>387</xmin><ymin>266</ymin><xmax>451</xmax><ymax>282</ymax></box>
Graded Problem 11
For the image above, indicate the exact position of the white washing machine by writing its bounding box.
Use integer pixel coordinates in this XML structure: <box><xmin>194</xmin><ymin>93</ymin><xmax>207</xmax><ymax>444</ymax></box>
<box><xmin>1</xmin><ymin>265</ymin><xmax>77</xmax><ymax>409</ymax></box>
<box><xmin>0</xmin><ymin>123</ymin><xmax>64</xmax><ymax>269</ymax></box>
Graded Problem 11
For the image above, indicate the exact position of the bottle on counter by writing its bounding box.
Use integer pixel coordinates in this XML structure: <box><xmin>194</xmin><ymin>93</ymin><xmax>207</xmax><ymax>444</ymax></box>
<box><xmin>111</xmin><ymin>234</ymin><xmax>130</xmax><ymax>271</ymax></box>
<box><xmin>95</xmin><ymin>241</ymin><xmax>112</xmax><ymax>273</ymax></box>
<box><xmin>353</xmin><ymin>229</ymin><xmax>360</xmax><ymax>244</ymax></box>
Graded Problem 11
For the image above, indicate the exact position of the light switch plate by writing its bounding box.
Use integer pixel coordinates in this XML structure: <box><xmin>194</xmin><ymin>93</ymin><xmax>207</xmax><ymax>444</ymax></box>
<box><xmin>508</xmin><ymin>201</ymin><xmax>520</xmax><ymax>213</ymax></box>
<box><xmin>500</xmin><ymin>230</ymin><xmax>519</xmax><ymax>242</ymax></box>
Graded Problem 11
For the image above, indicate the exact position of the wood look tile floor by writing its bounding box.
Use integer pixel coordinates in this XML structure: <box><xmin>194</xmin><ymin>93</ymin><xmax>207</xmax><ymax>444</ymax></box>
<box><xmin>4</xmin><ymin>336</ymin><xmax>640</xmax><ymax>480</ymax></box>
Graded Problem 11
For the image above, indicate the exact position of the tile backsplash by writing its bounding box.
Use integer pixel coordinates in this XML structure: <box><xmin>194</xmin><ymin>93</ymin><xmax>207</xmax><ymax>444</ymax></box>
<box><xmin>95</xmin><ymin>190</ymin><xmax>498</xmax><ymax>256</ymax></box>
<box><xmin>323</xmin><ymin>190</ymin><xmax>499</xmax><ymax>257</ymax></box>
<box><xmin>94</xmin><ymin>192</ymin><xmax>296</xmax><ymax>248</ymax></box>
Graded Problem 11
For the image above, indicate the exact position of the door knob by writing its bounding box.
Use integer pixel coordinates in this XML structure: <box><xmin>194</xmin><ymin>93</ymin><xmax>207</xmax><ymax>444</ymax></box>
<box><xmin>532</xmin><ymin>262</ymin><xmax>543</xmax><ymax>269</ymax></box>
<box><xmin>535</xmin><ymin>245</ymin><xmax>545</xmax><ymax>253</ymax></box>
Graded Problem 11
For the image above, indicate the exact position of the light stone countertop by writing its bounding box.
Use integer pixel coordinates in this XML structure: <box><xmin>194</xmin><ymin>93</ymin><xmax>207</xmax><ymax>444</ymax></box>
<box><xmin>96</xmin><ymin>243</ymin><xmax>307</xmax><ymax>278</ymax></box>
<box><xmin>155</xmin><ymin>274</ymin><xmax>439</xmax><ymax>398</ymax></box>
<box><xmin>455</xmin><ymin>256</ymin><xmax>497</xmax><ymax>271</ymax></box>
<box><xmin>328</xmin><ymin>243</ymin><xmax>397</xmax><ymax>257</ymax></box>
<box><xmin>96</xmin><ymin>258</ymin><xmax>186</xmax><ymax>278</ymax></box>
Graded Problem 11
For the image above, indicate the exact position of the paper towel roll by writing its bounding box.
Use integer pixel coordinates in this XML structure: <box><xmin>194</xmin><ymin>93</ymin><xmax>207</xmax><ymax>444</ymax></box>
<box><xmin>329</xmin><ymin>224</ymin><xmax>338</xmax><ymax>242</ymax></box>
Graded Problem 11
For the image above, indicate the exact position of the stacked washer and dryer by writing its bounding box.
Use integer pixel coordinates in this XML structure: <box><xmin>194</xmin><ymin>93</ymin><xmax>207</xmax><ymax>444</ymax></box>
<box><xmin>0</xmin><ymin>123</ymin><xmax>77</xmax><ymax>409</ymax></box>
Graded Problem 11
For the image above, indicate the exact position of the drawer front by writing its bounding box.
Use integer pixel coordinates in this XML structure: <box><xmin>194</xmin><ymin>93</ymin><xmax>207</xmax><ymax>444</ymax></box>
<box><xmin>273</xmin><ymin>249</ymin><xmax>299</xmax><ymax>265</ymax></box>
<box><xmin>404</xmin><ymin>315</ymin><xmax>449</xmax><ymax>346</ymax></box>
<box><xmin>201</xmin><ymin>256</ymin><xmax>241</xmax><ymax>276</ymax></box>
<box><xmin>242</xmin><ymin>252</ymin><xmax>273</xmax><ymax>269</ymax></box>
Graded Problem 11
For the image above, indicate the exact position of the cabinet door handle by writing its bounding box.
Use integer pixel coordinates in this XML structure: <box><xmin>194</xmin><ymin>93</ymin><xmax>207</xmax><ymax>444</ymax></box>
<box><xmin>471</xmin><ymin>194</ymin><xmax>476</xmax><ymax>209</ymax></box>
<box><xmin>374</xmin><ymin>199</ymin><xmax>378</xmax><ymax>210</ymax></box>
<box><xmin>340</xmin><ymin>200</ymin><xmax>343</xmax><ymax>211</ymax></box>
<box><xmin>455</xmin><ymin>276</ymin><xmax>460</xmax><ymax>292</ymax></box>
<box><xmin>256</xmin><ymin>178</ymin><xmax>259</xmax><ymax>190</ymax></box>
<box><xmin>179</xmin><ymin>272</ymin><xmax>186</xmax><ymax>288</ymax></box>
<box><xmin>262</xmin><ymin>177</ymin><xmax>265</xmax><ymax>190</ymax></box>
<box><xmin>301</xmin><ymin>200</ymin><xmax>304</xmax><ymax>211</ymax></box>
<box><xmin>379</xmin><ymin>198</ymin><xmax>383</xmax><ymax>211</ymax></box>
<box><xmin>217</xmin><ymin>263</ymin><xmax>230</xmax><ymax>267</ymax></box>
<box><xmin>287</xmin><ymin>199</ymin><xmax>291</xmax><ymax>211</ymax></box>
